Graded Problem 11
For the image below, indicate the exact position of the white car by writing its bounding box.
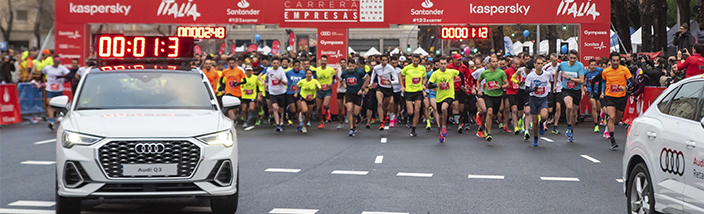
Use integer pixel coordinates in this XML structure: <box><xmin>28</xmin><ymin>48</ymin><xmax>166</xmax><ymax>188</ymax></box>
<box><xmin>50</xmin><ymin>65</ymin><xmax>240</xmax><ymax>214</ymax></box>
<box><xmin>623</xmin><ymin>75</ymin><xmax>704</xmax><ymax>213</ymax></box>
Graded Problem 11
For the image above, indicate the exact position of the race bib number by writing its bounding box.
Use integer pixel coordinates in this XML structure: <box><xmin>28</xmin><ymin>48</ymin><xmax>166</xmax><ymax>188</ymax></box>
<box><xmin>321</xmin><ymin>84</ymin><xmax>330</xmax><ymax>91</ymax></box>
<box><xmin>290</xmin><ymin>85</ymin><xmax>298</xmax><ymax>91</ymax></box>
<box><xmin>412</xmin><ymin>77</ymin><xmax>421</xmax><ymax>84</ymax></box>
<box><xmin>438</xmin><ymin>82</ymin><xmax>450</xmax><ymax>90</ymax></box>
<box><xmin>453</xmin><ymin>76</ymin><xmax>461</xmax><ymax>83</ymax></box>
<box><xmin>512</xmin><ymin>83</ymin><xmax>519</xmax><ymax>89</ymax></box>
<box><xmin>487</xmin><ymin>81</ymin><xmax>500</xmax><ymax>90</ymax></box>
<box><xmin>609</xmin><ymin>84</ymin><xmax>621</xmax><ymax>93</ymax></box>
<box><xmin>536</xmin><ymin>87</ymin><xmax>546</xmax><ymax>95</ymax></box>
<box><xmin>346</xmin><ymin>78</ymin><xmax>358</xmax><ymax>85</ymax></box>
<box><xmin>566</xmin><ymin>80</ymin><xmax>577</xmax><ymax>89</ymax></box>
<box><xmin>305</xmin><ymin>94</ymin><xmax>314</xmax><ymax>101</ymax></box>
<box><xmin>380</xmin><ymin>76</ymin><xmax>391</xmax><ymax>86</ymax></box>
<box><xmin>49</xmin><ymin>84</ymin><xmax>60</xmax><ymax>91</ymax></box>
<box><xmin>244</xmin><ymin>89</ymin><xmax>254</xmax><ymax>95</ymax></box>
<box><xmin>272</xmin><ymin>79</ymin><xmax>281</xmax><ymax>86</ymax></box>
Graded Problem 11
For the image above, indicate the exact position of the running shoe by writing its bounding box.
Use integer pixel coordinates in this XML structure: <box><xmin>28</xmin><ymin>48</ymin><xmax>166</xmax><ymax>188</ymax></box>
<box><xmin>337</xmin><ymin>123</ymin><xmax>344</xmax><ymax>129</ymax></box>
<box><xmin>610</xmin><ymin>138</ymin><xmax>618</xmax><ymax>149</ymax></box>
<box><xmin>255</xmin><ymin>119</ymin><xmax>261</xmax><ymax>126</ymax></box>
<box><xmin>302</xmin><ymin>126</ymin><xmax>308</xmax><ymax>134</ymax></box>
<box><xmin>566</xmin><ymin>127</ymin><xmax>572</xmax><ymax>138</ymax></box>
<box><xmin>349</xmin><ymin>130</ymin><xmax>355</xmax><ymax>137</ymax></box>
<box><xmin>326</xmin><ymin>111</ymin><xmax>331</xmax><ymax>122</ymax></box>
<box><xmin>514</xmin><ymin>127</ymin><xmax>521</xmax><ymax>135</ymax></box>
<box><xmin>533</xmin><ymin>138</ymin><xmax>538</xmax><ymax>147</ymax></box>
<box><xmin>517</xmin><ymin>118</ymin><xmax>524</xmax><ymax>131</ymax></box>
<box><xmin>390</xmin><ymin>119</ymin><xmax>397</xmax><ymax>128</ymax></box>
<box><xmin>379</xmin><ymin>123</ymin><xmax>385</xmax><ymax>131</ymax></box>
<box><xmin>48</xmin><ymin>122</ymin><xmax>55</xmax><ymax>130</ymax></box>
<box><xmin>458</xmin><ymin>123</ymin><xmax>464</xmax><ymax>133</ymax></box>
<box><xmin>366</xmin><ymin>123</ymin><xmax>371</xmax><ymax>129</ymax></box>
<box><xmin>411</xmin><ymin>129</ymin><xmax>418</xmax><ymax>137</ymax></box>
<box><xmin>603</xmin><ymin>131</ymin><xmax>610</xmax><ymax>138</ymax></box>
<box><xmin>371</xmin><ymin>118</ymin><xmax>377</xmax><ymax>124</ymax></box>
<box><xmin>476</xmin><ymin>114</ymin><xmax>482</xmax><ymax>126</ymax></box>
<box><xmin>318</xmin><ymin>123</ymin><xmax>325</xmax><ymax>129</ymax></box>
<box><xmin>552</xmin><ymin>127</ymin><xmax>561</xmax><ymax>135</ymax></box>
<box><xmin>426</xmin><ymin>123</ymin><xmax>432</xmax><ymax>131</ymax></box>
<box><xmin>296</xmin><ymin>126</ymin><xmax>302</xmax><ymax>132</ymax></box>
<box><xmin>449</xmin><ymin>117</ymin><xmax>456</xmax><ymax>125</ymax></box>
<box><xmin>243</xmin><ymin>123</ymin><xmax>248</xmax><ymax>129</ymax></box>
<box><xmin>503</xmin><ymin>126</ymin><xmax>510</xmax><ymax>133</ymax></box>
<box><xmin>568</xmin><ymin>136</ymin><xmax>574</xmax><ymax>143</ymax></box>
<box><xmin>288</xmin><ymin>119</ymin><xmax>293</xmax><ymax>125</ymax></box>
<box><xmin>464</xmin><ymin>124</ymin><xmax>472</xmax><ymax>130</ymax></box>
<box><xmin>276</xmin><ymin>125</ymin><xmax>282</xmax><ymax>132</ymax></box>
<box><xmin>307</xmin><ymin>121</ymin><xmax>311</xmax><ymax>126</ymax></box>
<box><xmin>594</xmin><ymin>125</ymin><xmax>600</xmax><ymax>133</ymax></box>
<box><xmin>439</xmin><ymin>134</ymin><xmax>445</xmax><ymax>143</ymax></box>
<box><xmin>498</xmin><ymin>123</ymin><xmax>504</xmax><ymax>129</ymax></box>
<box><xmin>600</xmin><ymin>119</ymin><xmax>606</xmax><ymax>126</ymax></box>
<box><xmin>524</xmin><ymin>131</ymin><xmax>531</xmax><ymax>141</ymax></box>
<box><xmin>485</xmin><ymin>134</ymin><xmax>493</xmax><ymax>142</ymax></box>
<box><xmin>442</xmin><ymin>127</ymin><xmax>447</xmax><ymax>137</ymax></box>
<box><xmin>539</xmin><ymin>122</ymin><xmax>545</xmax><ymax>135</ymax></box>
<box><xmin>245</xmin><ymin>125</ymin><xmax>255</xmax><ymax>131</ymax></box>
<box><xmin>476</xmin><ymin>129</ymin><xmax>486</xmax><ymax>138</ymax></box>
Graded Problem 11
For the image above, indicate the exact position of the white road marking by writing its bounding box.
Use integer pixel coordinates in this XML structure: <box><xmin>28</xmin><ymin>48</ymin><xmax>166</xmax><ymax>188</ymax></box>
<box><xmin>580</xmin><ymin>155</ymin><xmax>602</xmax><ymax>163</ymax></box>
<box><xmin>616</xmin><ymin>179</ymin><xmax>624</xmax><ymax>183</ymax></box>
<box><xmin>270</xmin><ymin>208</ymin><xmax>319</xmax><ymax>214</ymax></box>
<box><xmin>8</xmin><ymin>201</ymin><xmax>55</xmax><ymax>207</ymax></box>
<box><xmin>20</xmin><ymin>161</ymin><xmax>55</xmax><ymax>165</ymax></box>
<box><xmin>375</xmin><ymin>155</ymin><xmax>384</xmax><ymax>164</ymax></box>
<box><xmin>265</xmin><ymin>168</ymin><xmax>301</xmax><ymax>173</ymax></box>
<box><xmin>468</xmin><ymin>174</ymin><xmax>505</xmax><ymax>180</ymax></box>
<box><xmin>384</xmin><ymin>126</ymin><xmax>389</xmax><ymax>130</ymax></box>
<box><xmin>0</xmin><ymin>208</ymin><xmax>54</xmax><ymax>214</ymax></box>
<box><xmin>396</xmin><ymin>172</ymin><xmax>433</xmax><ymax>178</ymax></box>
<box><xmin>92</xmin><ymin>203</ymin><xmax>141</xmax><ymax>209</ymax></box>
<box><xmin>331</xmin><ymin>170</ymin><xmax>369</xmax><ymax>175</ymax></box>
<box><xmin>380</xmin><ymin>138</ymin><xmax>387</xmax><ymax>143</ymax></box>
<box><xmin>361</xmin><ymin>212</ymin><xmax>409</xmax><ymax>214</ymax></box>
<box><xmin>180</xmin><ymin>206</ymin><xmax>212</xmax><ymax>212</ymax></box>
<box><xmin>540</xmin><ymin>137</ymin><xmax>554</xmax><ymax>143</ymax></box>
<box><xmin>540</xmin><ymin>177</ymin><xmax>580</xmax><ymax>182</ymax></box>
<box><xmin>33</xmin><ymin>139</ymin><xmax>55</xmax><ymax>145</ymax></box>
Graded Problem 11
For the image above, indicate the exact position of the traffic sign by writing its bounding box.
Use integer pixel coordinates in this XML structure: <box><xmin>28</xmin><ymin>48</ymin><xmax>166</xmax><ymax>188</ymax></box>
<box><xmin>0</xmin><ymin>41</ymin><xmax>7</xmax><ymax>50</ymax></box>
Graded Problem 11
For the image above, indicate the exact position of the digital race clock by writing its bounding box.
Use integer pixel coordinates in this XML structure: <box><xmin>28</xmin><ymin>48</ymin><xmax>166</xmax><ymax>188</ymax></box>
<box><xmin>440</xmin><ymin>26</ymin><xmax>489</xmax><ymax>40</ymax></box>
<box><xmin>177</xmin><ymin>26</ymin><xmax>226</xmax><ymax>39</ymax></box>
<box><xmin>95</xmin><ymin>35</ymin><xmax>194</xmax><ymax>59</ymax></box>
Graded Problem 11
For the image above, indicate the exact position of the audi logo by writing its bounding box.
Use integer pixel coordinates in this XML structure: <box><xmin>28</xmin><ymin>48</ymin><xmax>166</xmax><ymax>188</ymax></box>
<box><xmin>660</xmin><ymin>148</ymin><xmax>685</xmax><ymax>176</ymax></box>
<box><xmin>320</xmin><ymin>31</ymin><xmax>332</xmax><ymax>36</ymax></box>
<box><xmin>135</xmin><ymin>143</ymin><xmax>166</xmax><ymax>155</ymax></box>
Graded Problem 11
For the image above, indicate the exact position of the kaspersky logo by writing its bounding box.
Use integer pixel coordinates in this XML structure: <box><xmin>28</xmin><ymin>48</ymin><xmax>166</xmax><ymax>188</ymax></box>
<box><xmin>421</xmin><ymin>0</ymin><xmax>433</xmax><ymax>8</ymax></box>
<box><xmin>237</xmin><ymin>0</ymin><xmax>250</xmax><ymax>8</ymax></box>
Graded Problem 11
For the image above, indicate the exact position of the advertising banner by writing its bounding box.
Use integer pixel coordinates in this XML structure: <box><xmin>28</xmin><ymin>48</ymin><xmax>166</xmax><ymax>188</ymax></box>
<box><xmin>580</xmin><ymin>23</ymin><xmax>611</xmax><ymax>65</ymax></box>
<box><xmin>317</xmin><ymin>28</ymin><xmax>348</xmax><ymax>67</ymax></box>
<box><xmin>272</xmin><ymin>40</ymin><xmax>281</xmax><ymax>55</ymax></box>
<box><xmin>55</xmin><ymin>22</ymin><xmax>88</xmax><ymax>66</ymax></box>
<box><xmin>0</xmin><ymin>84</ymin><xmax>22</xmax><ymax>125</ymax></box>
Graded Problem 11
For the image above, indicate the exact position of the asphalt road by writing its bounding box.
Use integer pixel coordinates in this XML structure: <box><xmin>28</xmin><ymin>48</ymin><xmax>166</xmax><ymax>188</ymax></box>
<box><xmin>0</xmin><ymin>121</ymin><xmax>628</xmax><ymax>214</ymax></box>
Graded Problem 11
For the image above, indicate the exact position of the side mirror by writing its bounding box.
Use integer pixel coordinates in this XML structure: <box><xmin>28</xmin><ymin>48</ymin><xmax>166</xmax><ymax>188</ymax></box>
<box><xmin>222</xmin><ymin>95</ymin><xmax>241</xmax><ymax>108</ymax></box>
<box><xmin>49</xmin><ymin>95</ymin><xmax>69</xmax><ymax>110</ymax></box>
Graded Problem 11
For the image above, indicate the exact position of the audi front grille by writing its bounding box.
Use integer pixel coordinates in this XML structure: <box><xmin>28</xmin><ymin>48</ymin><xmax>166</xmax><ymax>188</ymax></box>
<box><xmin>98</xmin><ymin>141</ymin><xmax>202</xmax><ymax>178</ymax></box>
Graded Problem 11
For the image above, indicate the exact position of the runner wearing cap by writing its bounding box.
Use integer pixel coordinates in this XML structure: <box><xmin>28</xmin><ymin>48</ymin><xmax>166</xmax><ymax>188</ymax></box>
<box><xmin>447</xmin><ymin>53</ymin><xmax>471</xmax><ymax>134</ymax></box>
<box><xmin>241</xmin><ymin>66</ymin><xmax>263</xmax><ymax>130</ymax></box>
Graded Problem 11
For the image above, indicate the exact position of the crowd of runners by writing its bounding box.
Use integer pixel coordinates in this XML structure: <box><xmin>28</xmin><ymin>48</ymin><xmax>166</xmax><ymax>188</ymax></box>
<box><xmin>197</xmin><ymin>50</ymin><xmax>634</xmax><ymax>149</ymax></box>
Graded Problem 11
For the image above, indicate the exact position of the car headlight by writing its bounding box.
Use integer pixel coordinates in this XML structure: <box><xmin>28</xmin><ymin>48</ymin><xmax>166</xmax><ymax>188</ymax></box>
<box><xmin>196</xmin><ymin>130</ymin><xmax>234</xmax><ymax>147</ymax></box>
<box><xmin>62</xmin><ymin>131</ymin><xmax>103</xmax><ymax>148</ymax></box>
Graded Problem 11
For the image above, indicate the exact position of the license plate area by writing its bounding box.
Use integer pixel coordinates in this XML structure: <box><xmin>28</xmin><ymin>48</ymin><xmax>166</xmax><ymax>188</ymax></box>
<box><xmin>122</xmin><ymin>164</ymin><xmax>178</xmax><ymax>176</ymax></box>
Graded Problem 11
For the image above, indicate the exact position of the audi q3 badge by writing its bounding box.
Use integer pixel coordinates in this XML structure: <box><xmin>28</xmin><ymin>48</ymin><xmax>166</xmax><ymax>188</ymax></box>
<box><xmin>135</xmin><ymin>143</ymin><xmax>166</xmax><ymax>155</ymax></box>
<box><xmin>660</xmin><ymin>148</ymin><xmax>685</xmax><ymax>176</ymax></box>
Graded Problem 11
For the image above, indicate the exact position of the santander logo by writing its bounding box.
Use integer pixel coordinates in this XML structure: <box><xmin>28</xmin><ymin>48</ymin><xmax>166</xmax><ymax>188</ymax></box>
<box><xmin>58</xmin><ymin>31</ymin><xmax>81</xmax><ymax>39</ymax></box>
<box><xmin>421</xmin><ymin>0</ymin><xmax>433</xmax><ymax>8</ymax></box>
<box><xmin>2</xmin><ymin>89</ymin><xmax>9</xmax><ymax>103</ymax></box>
<box><xmin>584</xmin><ymin>42</ymin><xmax>607</xmax><ymax>50</ymax></box>
<box><xmin>237</xmin><ymin>0</ymin><xmax>250</xmax><ymax>8</ymax></box>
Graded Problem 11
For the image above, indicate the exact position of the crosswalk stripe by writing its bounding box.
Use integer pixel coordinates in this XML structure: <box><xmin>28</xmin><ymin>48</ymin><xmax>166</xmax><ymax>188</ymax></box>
<box><xmin>0</xmin><ymin>208</ymin><xmax>54</xmax><ymax>214</ymax></box>
<box><xmin>380</xmin><ymin>138</ymin><xmax>387</xmax><ymax>143</ymax></box>
<box><xmin>33</xmin><ymin>139</ymin><xmax>55</xmax><ymax>145</ymax></box>
<box><xmin>265</xmin><ymin>168</ymin><xmax>301</xmax><ymax>173</ymax></box>
<box><xmin>468</xmin><ymin>174</ymin><xmax>505</xmax><ymax>180</ymax></box>
<box><xmin>374</xmin><ymin>156</ymin><xmax>383</xmax><ymax>164</ymax></box>
<box><xmin>580</xmin><ymin>155</ymin><xmax>602</xmax><ymax>163</ymax></box>
<box><xmin>331</xmin><ymin>170</ymin><xmax>369</xmax><ymax>175</ymax></box>
<box><xmin>8</xmin><ymin>201</ymin><xmax>55</xmax><ymax>207</ymax></box>
<box><xmin>20</xmin><ymin>161</ymin><xmax>56</xmax><ymax>165</ymax></box>
<box><xmin>270</xmin><ymin>208</ymin><xmax>319</xmax><ymax>214</ymax></box>
<box><xmin>540</xmin><ymin>137</ymin><xmax>554</xmax><ymax>143</ymax></box>
<box><xmin>540</xmin><ymin>176</ymin><xmax>580</xmax><ymax>182</ymax></box>
<box><xmin>396</xmin><ymin>172</ymin><xmax>433</xmax><ymax>177</ymax></box>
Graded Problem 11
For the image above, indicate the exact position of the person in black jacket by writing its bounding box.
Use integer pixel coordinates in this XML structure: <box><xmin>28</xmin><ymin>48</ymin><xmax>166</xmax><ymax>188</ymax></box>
<box><xmin>0</xmin><ymin>55</ymin><xmax>16</xmax><ymax>83</ymax></box>
<box><xmin>674</xmin><ymin>23</ymin><xmax>697</xmax><ymax>53</ymax></box>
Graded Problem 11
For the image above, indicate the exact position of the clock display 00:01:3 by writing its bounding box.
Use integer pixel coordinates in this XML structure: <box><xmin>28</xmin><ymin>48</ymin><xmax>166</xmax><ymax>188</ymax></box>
<box><xmin>95</xmin><ymin>35</ymin><xmax>194</xmax><ymax>59</ymax></box>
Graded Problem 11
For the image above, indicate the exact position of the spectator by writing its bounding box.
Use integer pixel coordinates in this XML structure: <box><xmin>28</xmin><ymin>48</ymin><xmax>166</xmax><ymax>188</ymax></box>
<box><xmin>677</xmin><ymin>43</ymin><xmax>704</xmax><ymax>78</ymax></box>
<box><xmin>674</xmin><ymin>23</ymin><xmax>696</xmax><ymax>53</ymax></box>
<box><xmin>0</xmin><ymin>55</ymin><xmax>16</xmax><ymax>83</ymax></box>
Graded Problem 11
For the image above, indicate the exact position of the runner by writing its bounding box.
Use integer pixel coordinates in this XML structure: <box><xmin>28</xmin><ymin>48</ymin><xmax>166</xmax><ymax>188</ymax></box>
<box><xmin>260</xmin><ymin>57</ymin><xmax>288</xmax><ymax>132</ymax></box>
<box><xmin>423</xmin><ymin>59</ymin><xmax>439</xmax><ymax>130</ymax></box>
<box><xmin>602</xmin><ymin>52</ymin><xmax>632</xmax><ymax>149</ymax></box>
<box><xmin>297</xmin><ymin>69</ymin><xmax>321</xmax><ymax>134</ymax></box>
<box><xmin>472</xmin><ymin>57</ymin><xmax>489</xmax><ymax>138</ymax></box>
<box><xmin>336</xmin><ymin>58</ymin><xmax>349</xmax><ymax>129</ymax></box>
<box><xmin>554</xmin><ymin>50</ymin><xmax>585</xmax><ymax>143</ymax></box>
<box><xmin>313</xmin><ymin>55</ymin><xmax>336</xmax><ymax>128</ymax></box>
<box><xmin>428</xmin><ymin>57</ymin><xmax>460</xmax><ymax>143</ymax></box>
<box><xmin>400</xmin><ymin>54</ymin><xmax>427</xmax><ymax>137</ymax></box>
<box><xmin>219</xmin><ymin>57</ymin><xmax>246</xmax><ymax>122</ymax></box>
<box><xmin>447</xmin><ymin>53</ymin><xmax>471</xmax><ymax>133</ymax></box>
<box><xmin>40</xmin><ymin>56</ymin><xmax>70</xmax><ymax>130</ymax></box>
<box><xmin>341</xmin><ymin>58</ymin><xmax>370</xmax><ymax>136</ymax></box>
<box><xmin>503</xmin><ymin>58</ymin><xmax>522</xmax><ymax>137</ymax></box>
<box><xmin>544</xmin><ymin>54</ymin><xmax>563</xmax><ymax>135</ymax></box>
<box><xmin>583</xmin><ymin>59</ymin><xmax>604</xmax><ymax>133</ymax></box>
<box><xmin>286</xmin><ymin>60</ymin><xmax>306</xmax><ymax>132</ymax></box>
<box><xmin>241</xmin><ymin>66</ymin><xmax>263</xmax><ymax>130</ymax></box>
<box><xmin>390</xmin><ymin>56</ymin><xmax>403</xmax><ymax>128</ymax></box>
<box><xmin>370</xmin><ymin>55</ymin><xmax>399</xmax><ymax>131</ymax></box>
<box><xmin>464</xmin><ymin>60</ymin><xmax>478</xmax><ymax>131</ymax></box>
<box><xmin>524</xmin><ymin>57</ymin><xmax>551</xmax><ymax>147</ymax></box>
<box><xmin>512</xmin><ymin>60</ymin><xmax>534</xmax><ymax>136</ymax></box>
<box><xmin>477</xmin><ymin>56</ymin><xmax>509</xmax><ymax>142</ymax></box>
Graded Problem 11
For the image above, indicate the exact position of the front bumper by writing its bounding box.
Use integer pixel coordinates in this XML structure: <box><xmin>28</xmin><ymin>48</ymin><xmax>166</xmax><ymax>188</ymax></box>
<box><xmin>57</xmin><ymin>137</ymin><xmax>238</xmax><ymax>198</ymax></box>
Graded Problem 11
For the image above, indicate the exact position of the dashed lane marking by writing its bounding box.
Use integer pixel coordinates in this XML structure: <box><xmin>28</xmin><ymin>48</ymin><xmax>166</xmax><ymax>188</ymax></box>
<box><xmin>33</xmin><ymin>139</ymin><xmax>55</xmax><ymax>145</ymax></box>
<box><xmin>8</xmin><ymin>201</ymin><xmax>55</xmax><ymax>207</ymax></box>
<box><xmin>540</xmin><ymin>137</ymin><xmax>554</xmax><ymax>143</ymax></box>
<box><xmin>375</xmin><ymin>156</ymin><xmax>383</xmax><ymax>164</ymax></box>
<box><xmin>384</xmin><ymin>126</ymin><xmax>389</xmax><ymax>130</ymax></box>
<box><xmin>0</xmin><ymin>208</ymin><xmax>53</xmax><ymax>214</ymax></box>
<box><xmin>265</xmin><ymin>168</ymin><xmax>302</xmax><ymax>173</ymax></box>
<box><xmin>331</xmin><ymin>170</ymin><xmax>369</xmax><ymax>175</ymax></box>
<box><xmin>270</xmin><ymin>208</ymin><xmax>319</xmax><ymax>214</ymax></box>
<box><xmin>361</xmin><ymin>212</ymin><xmax>409</xmax><ymax>214</ymax></box>
<box><xmin>468</xmin><ymin>174</ymin><xmax>505</xmax><ymax>180</ymax></box>
<box><xmin>20</xmin><ymin>161</ymin><xmax>55</xmax><ymax>165</ymax></box>
<box><xmin>380</xmin><ymin>138</ymin><xmax>387</xmax><ymax>143</ymax></box>
<box><xmin>616</xmin><ymin>179</ymin><xmax>624</xmax><ymax>183</ymax></box>
<box><xmin>540</xmin><ymin>177</ymin><xmax>580</xmax><ymax>182</ymax></box>
<box><xmin>580</xmin><ymin>155</ymin><xmax>602</xmax><ymax>163</ymax></box>
<box><xmin>396</xmin><ymin>172</ymin><xmax>433</xmax><ymax>178</ymax></box>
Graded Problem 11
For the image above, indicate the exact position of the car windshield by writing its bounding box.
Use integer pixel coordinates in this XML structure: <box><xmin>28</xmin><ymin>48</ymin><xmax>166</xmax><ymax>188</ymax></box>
<box><xmin>75</xmin><ymin>71</ymin><xmax>213</xmax><ymax>110</ymax></box>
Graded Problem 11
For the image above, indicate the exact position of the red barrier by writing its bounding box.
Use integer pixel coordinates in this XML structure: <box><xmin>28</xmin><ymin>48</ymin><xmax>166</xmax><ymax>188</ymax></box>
<box><xmin>0</xmin><ymin>84</ymin><xmax>23</xmax><ymax>125</ymax></box>
<box><xmin>623</xmin><ymin>86</ymin><xmax>667</xmax><ymax>125</ymax></box>
<box><xmin>62</xmin><ymin>82</ymin><xmax>73</xmax><ymax>101</ymax></box>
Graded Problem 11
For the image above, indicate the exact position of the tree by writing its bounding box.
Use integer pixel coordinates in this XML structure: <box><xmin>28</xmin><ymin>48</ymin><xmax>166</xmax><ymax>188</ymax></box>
<box><xmin>652</xmin><ymin>0</ymin><xmax>669</xmax><ymax>53</ymax></box>
<box><xmin>31</xmin><ymin>0</ymin><xmax>54</xmax><ymax>47</ymax></box>
<box><xmin>677</xmin><ymin>0</ymin><xmax>692</xmax><ymax>27</ymax></box>
<box><xmin>491</xmin><ymin>26</ymin><xmax>504</xmax><ymax>54</ymax></box>
<box><xmin>0</xmin><ymin>0</ymin><xmax>14</xmax><ymax>41</ymax></box>
<box><xmin>612</xmin><ymin>0</ymin><xmax>634</xmax><ymax>53</ymax></box>
<box><xmin>546</xmin><ymin>25</ymin><xmax>558</xmax><ymax>54</ymax></box>
<box><xmin>641</xmin><ymin>0</ymin><xmax>654</xmax><ymax>52</ymax></box>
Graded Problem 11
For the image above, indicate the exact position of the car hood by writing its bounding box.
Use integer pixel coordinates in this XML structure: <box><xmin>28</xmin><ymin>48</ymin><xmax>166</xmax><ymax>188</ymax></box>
<box><xmin>68</xmin><ymin>109</ymin><xmax>223</xmax><ymax>138</ymax></box>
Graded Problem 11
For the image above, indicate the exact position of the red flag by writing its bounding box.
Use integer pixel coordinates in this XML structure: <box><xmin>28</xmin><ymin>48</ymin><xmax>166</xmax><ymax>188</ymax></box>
<box><xmin>219</xmin><ymin>43</ymin><xmax>226</xmax><ymax>55</ymax></box>
<box><xmin>194</xmin><ymin>45</ymin><xmax>202</xmax><ymax>55</ymax></box>
<box><xmin>247</xmin><ymin>44</ymin><xmax>258</xmax><ymax>53</ymax></box>
<box><xmin>289</xmin><ymin>32</ymin><xmax>295</xmax><ymax>50</ymax></box>
<box><xmin>272</xmin><ymin>40</ymin><xmax>281</xmax><ymax>54</ymax></box>
<box><xmin>231</xmin><ymin>44</ymin><xmax>237</xmax><ymax>55</ymax></box>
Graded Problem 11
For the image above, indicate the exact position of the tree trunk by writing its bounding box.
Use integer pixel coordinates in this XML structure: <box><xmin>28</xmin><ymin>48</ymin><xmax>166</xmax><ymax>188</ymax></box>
<box><xmin>641</xmin><ymin>0</ymin><xmax>654</xmax><ymax>52</ymax></box>
<box><xmin>677</xmin><ymin>0</ymin><xmax>691</xmax><ymax>27</ymax></box>
<box><xmin>612</xmin><ymin>0</ymin><xmax>633</xmax><ymax>53</ymax></box>
<box><xmin>652</xmin><ymin>0</ymin><xmax>668</xmax><ymax>53</ymax></box>
<box><xmin>546</xmin><ymin>25</ymin><xmax>557</xmax><ymax>54</ymax></box>
<box><xmin>491</xmin><ymin>26</ymin><xmax>504</xmax><ymax>54</ymax></box>
<box><xmin>33</xmin><ymin>0</ymin><xmax>45</xmax><ymax>48</ymax></box>
<box><xmin>699</xmin><ymin>0</ymin><xmax>704</xmax><ymax>31</ymax></box>
<box><xmin>0</xmin><ymin>0</ymin><xmax>14</xmax><ymax>41</ymax></box>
